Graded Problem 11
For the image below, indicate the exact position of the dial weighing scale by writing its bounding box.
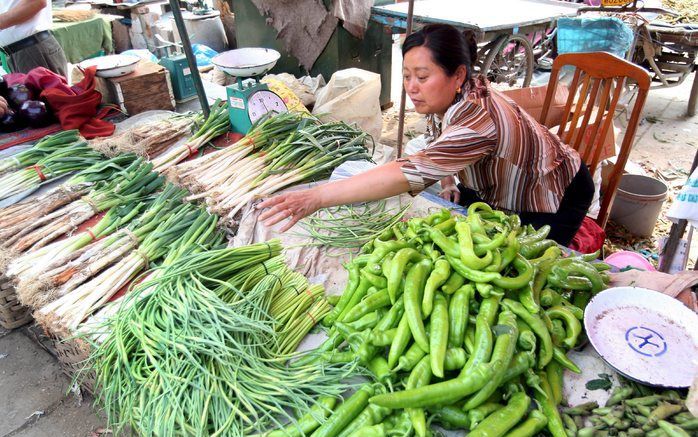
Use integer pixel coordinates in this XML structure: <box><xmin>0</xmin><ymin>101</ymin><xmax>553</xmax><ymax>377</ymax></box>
<box><xmin>211</xmin><ymin>48</ymin><xmax>288</xmax><ymax>134</ymax></box>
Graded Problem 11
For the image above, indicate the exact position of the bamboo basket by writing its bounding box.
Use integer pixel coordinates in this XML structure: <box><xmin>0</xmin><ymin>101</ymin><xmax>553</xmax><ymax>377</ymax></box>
<box><xmin>0</xmin><ymin>275</ymin><xmax>33</xmax><ymax>329</ymax></box>
<box><xmin>49</xmin><ymin>331</ymin><xmax>96</xmax><ymax>395</ymax></box>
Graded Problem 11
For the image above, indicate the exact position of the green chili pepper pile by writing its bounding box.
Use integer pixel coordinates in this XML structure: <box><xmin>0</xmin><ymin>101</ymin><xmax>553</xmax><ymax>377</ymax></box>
<box><xmin>267</xmin><ymin>203</ymin><xmax>613</xmax><ymax>436</ymax></box>
<box><xmin>563</xmin><ymin>381</ymin><xmax>695</xmax><ymax>437</ymax></box>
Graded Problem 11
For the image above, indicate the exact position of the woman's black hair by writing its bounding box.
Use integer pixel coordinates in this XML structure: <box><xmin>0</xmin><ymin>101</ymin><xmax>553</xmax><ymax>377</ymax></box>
<box><xmin>402</xmin><ymin>24</ymin><xmax>478</xmax><ymax>80</ymax></box>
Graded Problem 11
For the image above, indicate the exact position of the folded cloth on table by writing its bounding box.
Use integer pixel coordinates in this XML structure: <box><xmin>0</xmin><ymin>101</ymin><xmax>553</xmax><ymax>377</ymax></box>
<box><xmin>607</xmin><ymin>269</ymin><xmax>698</xmax><ymax>312</ymax></box>
<box><xmin>40</xmin><ymin>66</ymin><xmax>115</xmax><ymax>139</ymax></box>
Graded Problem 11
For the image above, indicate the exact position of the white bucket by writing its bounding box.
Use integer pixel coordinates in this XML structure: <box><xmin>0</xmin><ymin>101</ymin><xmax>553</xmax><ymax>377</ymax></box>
<box><xmin>609</xmin><ymin>174</ymin><xmax>668</xmax><ymax>238</ymax></box>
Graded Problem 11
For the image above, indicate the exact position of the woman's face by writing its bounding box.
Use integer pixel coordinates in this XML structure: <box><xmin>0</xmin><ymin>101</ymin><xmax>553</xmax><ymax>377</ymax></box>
<box><xmin>403</xmin><ymin>46</ymin><xmax>466</xmax><ymax>117</ymax></box>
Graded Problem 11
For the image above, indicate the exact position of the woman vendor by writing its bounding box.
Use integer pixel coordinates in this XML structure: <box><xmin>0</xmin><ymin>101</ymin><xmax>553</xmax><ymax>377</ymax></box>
<box><xmin>258</xmin><ymin>24</ymin><xmax>594</xmax><ymax>246</ymax></box>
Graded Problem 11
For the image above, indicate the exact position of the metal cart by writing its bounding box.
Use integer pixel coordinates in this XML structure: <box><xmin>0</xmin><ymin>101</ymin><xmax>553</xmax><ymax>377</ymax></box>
<box><xmin>371</xmin><ymin>0</ymin><xmax>582</xmax><ymax>88</ymax></box>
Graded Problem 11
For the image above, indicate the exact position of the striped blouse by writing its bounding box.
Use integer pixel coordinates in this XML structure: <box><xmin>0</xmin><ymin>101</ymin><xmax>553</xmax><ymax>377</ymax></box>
<box><xmin>398</xmin><ymin>75</ymin><xmax>582</xmax><ymax>214</ymax></box>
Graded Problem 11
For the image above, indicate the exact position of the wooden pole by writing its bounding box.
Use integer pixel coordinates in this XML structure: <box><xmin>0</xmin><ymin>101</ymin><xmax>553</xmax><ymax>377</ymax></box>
<box><xmin>396</xmin><ymin>0</ymin><xmax>415</xmax><ymax>158</ymax></box>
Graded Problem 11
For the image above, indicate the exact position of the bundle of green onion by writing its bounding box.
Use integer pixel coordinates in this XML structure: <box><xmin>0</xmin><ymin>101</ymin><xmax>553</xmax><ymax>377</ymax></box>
<box><xmin>171</xmin><ymin>112</ymin><xmax>373</xmax><ymax>223</ymax></box>
<box><xmin>0</xmin><ymin>154</ymin><xmax>136</xmax><ymax>234</ymax></box>
<box><xmin>0</xmin><ymin>140</ymin><xmax>104</xmax><ymax>201</ymax></box>
<box><xmin>0</xmin><ymin>158</ymin><xmax>162</xmax><ymax>256</ymax></box>
<box><xmin>82</xmin><ymin>240</ymin><xmax>356</xmax><ymax>437</ymax></box>
<box><xmin>151</xmin><ymin>100</ymin><xmax>230</xmax><ymax>172</ymax></box>
<box><xmin>0</xmin><ymin>130</ymin><xmax>81</xmax><ymax>174</ymax></box>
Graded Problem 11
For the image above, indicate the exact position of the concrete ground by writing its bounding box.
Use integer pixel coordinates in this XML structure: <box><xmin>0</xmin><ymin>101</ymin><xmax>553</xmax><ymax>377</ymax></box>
<box><xmin>0</xmin><ymin>326</ymin><xmax>105</xmax><ymax>437</ymax></box>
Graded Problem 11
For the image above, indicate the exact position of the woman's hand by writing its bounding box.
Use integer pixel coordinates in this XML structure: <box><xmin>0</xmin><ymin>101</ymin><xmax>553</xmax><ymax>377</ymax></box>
<box><xmin>257</xmin><ymin>188</ymin><xmax>323</xmax><ymax>233</ymax></box>
<box><xmin>438</xmin><ymin>176</ymin><xmax>460</xmax><ymax>204</ymax></box>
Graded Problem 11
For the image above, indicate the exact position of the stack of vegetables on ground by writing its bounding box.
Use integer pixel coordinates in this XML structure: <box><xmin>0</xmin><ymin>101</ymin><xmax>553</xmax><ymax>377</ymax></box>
<box><xmin>79</xmin><ymin>240</ymin><xmax>355</xmax><ymax>436</ymax></box>
<box><xmin>562</xmin><ymin>378</ymin><xmax>695</xmax><ymax>436</ymax></box>
<box><xmin>268</xmin><ymin>203</ymin><xmax>611</xmax><ymax>436</ymax></box>
<box><xmin>168</xmin><ymin>112</ymin><xmax>373</xmax><ymax>223</ymax></box>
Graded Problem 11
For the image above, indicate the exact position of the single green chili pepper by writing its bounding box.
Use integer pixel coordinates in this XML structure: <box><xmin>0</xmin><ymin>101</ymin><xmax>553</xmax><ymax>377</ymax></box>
<box><xmin>388</xmin><ymin>248</ymin><xmax>426</xmax><ymax>304</ymax></box>
<box><xmin>468</xmin><ymin>391</ymin><xmax>531</xmax><ymax>437</ymax></box>
<box><xmin>370</xmin><ymin>328</ymin><xmax>397</xmax><ymax>346</ymax></box>
<box><xmin>484</xmin><ymin>249</ymin><xmax>503</xmax><ymax>272</ymax></box>
<box><xmin>625</xmin><ymin>395</ymin><xmax>662</xmax><ymax>407</ymax></box>
<box><xmin>548</xmin><ymin>273</ymin><xmax>594</xmax><ymax>292</ymax></box>
<box><xmin>605</xmin><ymin>386</ymin><xmax>635</xmax><ymax>407</ymax></box>
<box><xmin>347</xmin><ymin>423</ymin><xmax>386</xmax><ymax>437</ymax></box>
<box><xmin>395</xmin><ymin>342</ymin><xmax>427</xmax><ymax>373</ymax></box>
<box><xmin>426</xmin><ymin>226</ymin><xmax>460</xmax><ymax>258</ymax></box>
<box><xmin>369</xmin><ymin>362</ymin><xmax>495</xmax><ymax>409</ymax></box>
<box><xmin>501</xmin><ymin>298</ymin><xmax>553</xmax><ymax>369</ymax></box>
<box><xmin>516</xmin><ymin>319</ymin><xmax>537</xmax><ymax>352</ymax></box>
<box><xmin>406</xmin><ymin>355</ymin><xmax>432</xmax><ymax>437</ymax></box>
<box><xmin>462</xmin><ymin>295</ymin><xmax>501</xmax><ymax>374</ymax></box>
<box><xmin>338</xmin><ymin>403</ymin><xmax>392</xmax><ymax>437</ymax></box>
<box><xmin>562</xmin><ymin>413</ymin><xmax>578</xmax><ymax>434</ymax></box>
<box><xmin>370</xmin><ymin>239</ymin><xmax>409</xmax><ymax>261</ymax></box>
<box><xmin>502</xmin><ymin>351</ymin><xmax>536</xmax><ymax>383</ymax></box>
<box><xmin>336</xmin><ymin>277</ymin><xmax>372</xmax><ymax>323</ymax></box>
<box><xmin>443</xmin><ymin>347</ymin><xmax>467</xmax><ymax>370</ymax></box>
<box><xmin>448</xmin><ymin>284</ymin><xmax>472</xmax><ymax>348</ymax></box>
<box><xmin>429</xmin><ymin>405</ymin><xmax>471</xmax><ymax>429</ymax></box>
<box><xmin>497</xmin><ymin>230</ymin><xmax>520</xmax><ymax>272</ymax></box>
<box><xmin>535</xmin><ymin>371</ymin><xmax>567</xmax><ymax>437</ymax></box>
<box><xmin>518</xmin><ymin>224</ymin><xmax>551</xmax><ymax>245</ymax></box>
<box><xmin>319</xmin><ymin>350</ymin><xmax>356</xmax><ymax>364</ymax></box>
<box><xmin>373</xmin><ymin>295</ymin><xmax>405</xmax><ymax>333</ymax></box>
<box><xmin>546</xmin><ymin>360</ymin><xmax>564</xmax><ymax>406</ymax></box>
<box><xmin>658</xmin><ymin>420</ymin><xmax>691</xmax><ymax>437</ymax></box>
<box><xmin>635</xmin><ymin>404</ymin><xmax>654</xmax><ymax>417</ymax></box>
<box><xmin>518</xmin><ymin>283</ymin><xmax>540</xmax><ymax>314</ymax></box>
<box><xmin>387</xmin><ymin>312</ymin><xmax>413</xmax><ymax>368</ymax></box>
<box><xmin>551</xmin><ymin>319</ymin><xmax>567</xmax><ymax>347</ymax></box>
<box><xmin>506</xmin><ymin>409</ymin><xmax>548</xmax><ymax>437</ymax></box>
<box><xmin>468</xmin><ymin>402</ymin><xmax>504</xmax><ymax>429</ymax></box>
<box><xmin>462</xmin><ymin>310</ymin><xmax>518</xmax><ymax>411</ymax></box>
<box><xmin>475</xmin><ymin>230</ymin><xmax>507</xmax><ymax>256</ymax></box>
<box><xmin>404</xmin><ymin>259</ymin><xmax>433</xmax><ymax>353</ymax></box>
<box><xmin>552</xmin><ymin>346</ymin><xmax>581</xmax><ymax>374</ymax></box>
<box><xmin>552</xmin><ymin>259</ymin><xmax>605</xmax><ymax>293</ymax></box>
<box><xmin>368</xmin><ymin>356</ymin><xmax>392</xmax><ymax>384</ymax></box>
<box><xmin>493</xmin><ymin>255</ymin><xmax>534</xmax><ymax>290</ymax></box>
<box><xmin>422</xmin><ymin>258</ymin><xmax>451</xmax><ymax>316</ymax></box>
<box><xmin>520</xmin><ymin>238</ymin><xmax>558</xmax><ymax>260</ymax></box>
<box><xmin>311</xmin><ymin>384</ymin><xmax>374</xmax><ymax>437</ymax></box>
<box><xmin>268</xmin><ymin>395</ymin><xmax>338</xmax><ymax>437</ymax></box>
<box><xmin>530</xmin><ymin>246</ymin><xmax>562</xmax><ymax>267</ymax></box>
<box><xmin>361</xmin><ymin>269</ymin><xmax>388</xmax><ymax>289</ymax></box>
<box><xmin>346</xmin><ymin>311</ymin><xmax>384</xmax><ymax>331</ymax></box>
<box><xmin>324</xmin><ymin>263</ymin><xmax>361</xmax><ymax>325</ymax></box>
<box><xmin>429</xmin><ymin>293</ymin><xmax>450</xmax><ymax>377</ymax></box>
<box><xmin>464</xmin><ymin>324</ymin><xmax>475</xmax><ymax>355</ymax></box>
<box><xmin>343</xmin><ymin>289</ymin><xmax>391</xmax><ymax>323</ymax></box>
<box><xmin>475</xmin><ymin>282</ymin><xmax>495</xmax><ymax>298</ymax></box>
<box><xmin>447</xmin><ymin>255</ymin><xmax>503</xmax><ymax>283</ymax></box>
<box><xmin>441</xmin><ymin>270</ymin><xmax>465</xmax><ymax>295</ymax></box>
<box><xmin>456</xmin><ymin>221</ymin><xmax>494</xmax><ymax>270</ymax></box>
<box><xmin>467</xmin><ymin>214</ymin><xmax>488</xmax><ymax>238</ymax></box>
<box><xmin>540</xmin><ymin>288</ymin><xmax>563</xmax><ymax>307</ymax></box>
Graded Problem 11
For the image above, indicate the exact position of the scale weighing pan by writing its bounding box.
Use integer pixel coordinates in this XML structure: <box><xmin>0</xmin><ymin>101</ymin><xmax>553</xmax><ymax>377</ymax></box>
<box><xmin>584</xmin><ymin>287</ymin><xmax>698</xmax><ymax>388</ymax></box>
<box><xmin>79</xmin><ymin>54</ymin><xmax>140</xmax><ymax>78</ymax></box>
<box><xmin>211</xmin><ymin>48</ymin><xmax>281</xmax><ymax>77</ymax></box>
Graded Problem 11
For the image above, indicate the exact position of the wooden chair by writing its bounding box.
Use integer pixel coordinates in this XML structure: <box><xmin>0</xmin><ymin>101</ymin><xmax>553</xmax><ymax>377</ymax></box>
<box><xmin>540</xmin><ymin>52</ymin><xmax>651</xmax><ymax>229</ymax></box>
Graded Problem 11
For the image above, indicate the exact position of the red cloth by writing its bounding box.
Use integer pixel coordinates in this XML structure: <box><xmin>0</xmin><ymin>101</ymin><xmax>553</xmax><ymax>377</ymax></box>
<box><xmin>569</xmin><ymin>216</ymin><xmax>606</xmax><ymax>254</ymax></box>
<box><xmin>4</xmin><ymin>67</ymin><xmax>115</xmax><ymax>139</ymax></box>
<box><xmin>40</xmin><ymin>66</ymin><xmax>115</xmax><ymax>139</ymax></box>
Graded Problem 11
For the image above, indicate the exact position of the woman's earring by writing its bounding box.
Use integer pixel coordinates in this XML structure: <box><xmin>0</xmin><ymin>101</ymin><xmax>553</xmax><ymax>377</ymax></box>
<box><xmin>457</xmin><ymin>86</ymin><xmax>462</xmax><ymax>93</ymax></box>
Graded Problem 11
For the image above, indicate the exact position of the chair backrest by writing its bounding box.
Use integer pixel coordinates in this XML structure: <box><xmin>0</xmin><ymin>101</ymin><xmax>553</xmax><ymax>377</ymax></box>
<box><xmin>540</xmin><ymin>51</ymin><xmax>651</xmax><ymax>229</ymax></box>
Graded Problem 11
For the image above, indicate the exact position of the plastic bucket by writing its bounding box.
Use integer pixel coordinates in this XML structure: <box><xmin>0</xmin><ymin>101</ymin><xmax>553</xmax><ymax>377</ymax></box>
<box><xmin>609</xmin><ymin>174</ymin><xmax>668</xmax><ymax>237</ymax></box>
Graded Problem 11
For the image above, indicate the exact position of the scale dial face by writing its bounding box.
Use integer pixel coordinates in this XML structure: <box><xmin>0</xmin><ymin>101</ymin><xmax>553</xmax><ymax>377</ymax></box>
<box><xmin>247</xmin><ymin>90</ymin><xmax>287</xmax><ymax>124</ymax></box>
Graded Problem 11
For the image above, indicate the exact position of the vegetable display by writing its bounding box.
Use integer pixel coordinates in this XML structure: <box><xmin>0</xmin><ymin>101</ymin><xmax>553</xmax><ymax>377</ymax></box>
<box><xmin>80</xmin><ymin>240</ymin><xmax>355</xmax><ymax>437</ymax></box>
<box><xmin>278</xmin><ymin>204</ymin><xmax>611</xmax><ymax>436</ymax></box>
<box><xmin>0</xmin><ymin>130</ymin><xmax>80</xmax><ymax>174</ymax></box>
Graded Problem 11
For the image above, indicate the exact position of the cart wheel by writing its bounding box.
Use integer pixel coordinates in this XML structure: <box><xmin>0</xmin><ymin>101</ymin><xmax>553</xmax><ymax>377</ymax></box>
<box><xmin>688</xmin><ymin>68</ymin><xmax>698</xmax><ymax>117</ymax></box>
<box><xmin>482</xmin><ymin>34</ymin><xmax>534</xmax><ymax>88</ymax></box>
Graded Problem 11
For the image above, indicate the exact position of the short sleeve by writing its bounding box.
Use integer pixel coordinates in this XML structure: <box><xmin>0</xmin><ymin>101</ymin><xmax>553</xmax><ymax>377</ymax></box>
<box><xmin>398</xmin><ymin>99</ymin><xmax>498</xmax><ymax>195</ymax></box>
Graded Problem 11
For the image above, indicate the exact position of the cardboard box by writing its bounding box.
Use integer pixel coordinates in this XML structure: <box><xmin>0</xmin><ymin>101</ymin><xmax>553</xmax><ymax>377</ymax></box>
<box><xmin>95</xmin><ymin>61</ymin><xmax>175</xmax><ymax>116</ymax></box>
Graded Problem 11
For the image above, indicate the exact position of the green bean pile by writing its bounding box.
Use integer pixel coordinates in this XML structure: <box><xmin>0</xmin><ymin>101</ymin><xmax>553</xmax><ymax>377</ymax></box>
<box><xmin>270</xmin><ymin>204</ymin><xmax>612</xmax><ymax>437</ymax></box>
<box><xmin>561</xmin><ymin>380</ymin><xmax>695</xmax><ymax>437</ymax></box>
<box><xmin>82</xmin><ymin>240</ymin><xmax>356</xmax><ymax>436</ymax></box>
<box><xmin>297</xmin><ymin>201</ymin><xmax>411</xmax><ymax>250</ymax></box>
